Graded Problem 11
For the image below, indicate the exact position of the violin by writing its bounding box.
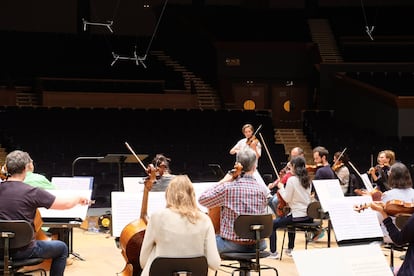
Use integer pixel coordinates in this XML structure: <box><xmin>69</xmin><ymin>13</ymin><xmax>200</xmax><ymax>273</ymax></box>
<box><xmin>332</xmin><ymin>162</ymin><xmax>344</xmax><ymax>172</ymax></box>
<box><xmin>1</xmin><ymin>164</ymin><xmax>9</xmax><ymax>180</ymax></box>
<box><xmin>354</xmin><ymin>199</ymin><xmax>414</xmax><ymax>216</ymax></box>
<box><xmin>246</xmin><ymin>135</ymin><xmax>259</xmax><ymax>146</ymax></box>
<box><xmin>306</xmin><ymin>163</ymin><xmax>323</xmax><ymax>173</ymax></box>
<box><xmin>354</xmin><ymin>188</ymin><xmax>383</xmax><ymax>201</ymax></box>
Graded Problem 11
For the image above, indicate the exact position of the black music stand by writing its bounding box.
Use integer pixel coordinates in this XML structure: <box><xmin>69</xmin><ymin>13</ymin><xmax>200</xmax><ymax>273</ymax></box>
<box><xmin>98</xmin><ymin>154</ymin><xmax>148</xmax><ymax>191</ymax></box>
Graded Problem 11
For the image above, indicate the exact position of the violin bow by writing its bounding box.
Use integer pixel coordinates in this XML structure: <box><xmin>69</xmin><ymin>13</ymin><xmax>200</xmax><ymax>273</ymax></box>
<box><xmin>258</xmin><ymin>132</ymin><xmax>279</xmax><ymax>179</ymax></box>
<box><xmin>125</xmin><ymin>142</ymin><xmax>147</xmax><ymax>171</ymax></box>
<box><xmin>332</xmin><ymin>147</ymin><xmax>347</xmax><ymax>169</ymax></box>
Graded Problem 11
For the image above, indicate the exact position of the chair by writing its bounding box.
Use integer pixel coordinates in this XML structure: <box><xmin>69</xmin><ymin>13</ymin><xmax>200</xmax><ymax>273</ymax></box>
<box><xmin>0</xmin><ymin>220</ymin><xmax>47</xmax><ymax>276</ymax></box>
<box><xmin>149</xmin><ymin>256</ymin><xmax>208</xmax><ymax>276</ymax></box>
<box><xmin>387</xmin><ymin>213</ymin><xmax>411</xmax><ymax>270</ymax></box>
<box><xmin>279</xmin><ymin>201</ymin><xmax>327</xmax><ymax>260</ymax></box>
<box><xmin>216</xmin><ymin>214</ymin><xmax>278</xmax><ymax>276</ymax></box>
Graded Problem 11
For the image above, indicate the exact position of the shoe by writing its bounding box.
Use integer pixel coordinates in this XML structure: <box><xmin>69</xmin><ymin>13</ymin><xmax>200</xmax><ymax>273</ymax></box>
<box><xmin>284</xmin><ymin>248</ymin><xmax>293</xmax><ymax>257</ymax></box>
<box><xmin>266</xmin><ymin>251</ymin><xmax>280</xmax><ymax>259</ymax></box>
<box><xmin>312</xmin><ymin>228</ymin><xmax>325</xmax><ymax>241</ymax></box>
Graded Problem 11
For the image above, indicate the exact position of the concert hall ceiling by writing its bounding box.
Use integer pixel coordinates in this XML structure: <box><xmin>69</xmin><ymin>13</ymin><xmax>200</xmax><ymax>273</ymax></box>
<box><xmin>1</xmin><ymin>0</ymin><xmax>413</xmax><ymax>36</ymax></box>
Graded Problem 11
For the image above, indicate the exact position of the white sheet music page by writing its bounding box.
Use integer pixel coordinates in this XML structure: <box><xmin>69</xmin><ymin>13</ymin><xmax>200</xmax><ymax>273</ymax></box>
<box><xmin>293</xmin><ymin>243</ymin><xmax>392</xmax><ymax>276</ymax></box>
<box><xmin>111</xmin><ymin>191</ymin><xmax>142</xmax><ymax>237</ymax></box>
<box><xmin>360</xmin><ymin>173</ymin><xmax>374</xmax><ymax>192</ymax></box>
<box><xmin>312</xmin><ymin>179</ymin><xmax>344</xmax><ymax>212</ymax></box>
<box><xmin>51</xmin><ymin>176</ymin><xmax>94</xmax><ymax>190</ymax></box>
<box><xmin>38</xmin><ymin>189</ymin><xmax>92</xmax><ymax>220</ymax></box>
<box><xmin>327</xmin><ymin>196</ymin><xmax>383</xmax><ymax>242</ymax></box>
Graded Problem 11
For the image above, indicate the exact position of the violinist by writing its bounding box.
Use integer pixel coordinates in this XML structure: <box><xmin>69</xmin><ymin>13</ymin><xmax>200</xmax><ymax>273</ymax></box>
<box><xmin>368</xmin><ymin>200</ymin><xmax>414</xmax><ymax>276</ymax></box>
<box><xmin>368</xmin><ymin>150</ymin><xmax>395</xmax><ymax>192</ymax></box>
<box><xmin>199</xmin><ymin>148</ymin><xmax>269</xmax><ymax>255</ymax></box>
<box><xmin>149</xmin><ymin>154</ymin><xmax>175</xmax><ymax>192</ymax></box>
<box><xmin>374</xmin><ymin>162</ymin><xmax>414</xmax><ymax>244</ymax></box>
<box><xmin>312</xmin><ymin>146</ymin><xmax>335</xmax><ymax>180</ymax></box>
<box><xmin>0</xmin><ymin>150</ymin><xmax>91</xmax><ymax>276</ymax></box>
<box><xmin>268</xmin><ymin>147</ymin><xmax>304</xmax><ymax>215</ymax></box>
<box><xmin>332</xmin><ymin>151</ymin><xmax>350</xmax><ymax>195</ymax></box>
<box><xmin>229</xmin><ymin>123</ymin><xmax>268</xmax><ymax>190</ymax></box>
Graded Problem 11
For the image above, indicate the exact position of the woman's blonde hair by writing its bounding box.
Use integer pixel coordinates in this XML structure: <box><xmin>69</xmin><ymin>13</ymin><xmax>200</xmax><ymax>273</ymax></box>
<box><xmin>165</xmin><ymin>175</ymin><xmax>200</xmax><ymax>224</ymax></box>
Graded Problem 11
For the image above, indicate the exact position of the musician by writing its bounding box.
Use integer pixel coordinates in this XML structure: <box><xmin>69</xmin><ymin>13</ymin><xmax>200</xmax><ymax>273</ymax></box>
<box><xmin>24</xmin><ymin>155</ymin><xmax>55</xmax><ymax>190</ymax></box>
<box><xmin>376</xmin><ymin>162</ymin><xmax>414</xmax><ymax>244</ymax></box>
<box><xmin>368</xmin><ymin>150</ymin><xmax>395</xmax><ymax>192</ymax></box>
<box><xmin>268</xmin><ymin>147</ymin><xmax>304</xmax><ymax>215</ymax></box>
<box><xmin>229</xmin><ymin>123</ymin><xmax>268</xmax><ymax>190</ymax></box>
<box><xmin>150</xmin><ymin>154</ymin><xmax>175</xmax><ymax>192</ymax></box>
<box><xmin>199</xmin><ymin>148</ymin><xmax>269</xmax><ymax>254</ymax></box>
<box><xmin>140</xmin><ymin>175</ymin><xmax>220</xmax><ymax>276</ymax></box>
<box><xmin>369</xmin><ymin>200</ymin><xmax>414</xmax><ymax>276</ymax></box>
<box><xmin>332</xmin><ymin>151</ymin><xmax>350</xmax><ymax>195</ymax></box>
<box><xmin>268</xmin><ymin>156</ymin><xmax>313</xmax><ymax>258</ymax></box>
<box><xmin>312</xmin><ymin>146</ymin><xmax>335</xmax><ymax>180</ymax></box>
<box><xmin>0</xmin><ymin>150</ymin><xmax>91</xmax><ymax>276</ymax></box>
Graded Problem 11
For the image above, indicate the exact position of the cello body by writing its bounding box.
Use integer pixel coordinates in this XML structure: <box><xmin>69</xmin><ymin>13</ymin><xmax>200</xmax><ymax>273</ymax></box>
<box><xmin>118</xmin><ymin>219</ymin><xmax>146</xmax><ymax>276</ymax></box>
<box><xmin>118</xmin><ymin>165</ymin><xmax>156</xmax><ymax>276</ymax></box>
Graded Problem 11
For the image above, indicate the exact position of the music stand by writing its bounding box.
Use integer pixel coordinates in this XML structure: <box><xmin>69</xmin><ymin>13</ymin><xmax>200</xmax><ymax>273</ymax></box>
<box><xmin>99</xmin><ymin>154</ymin><xmax>148</xmax><ymax>191</ymax></box>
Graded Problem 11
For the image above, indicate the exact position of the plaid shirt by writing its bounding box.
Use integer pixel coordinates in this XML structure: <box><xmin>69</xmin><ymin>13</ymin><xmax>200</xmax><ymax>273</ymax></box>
<box><xmin>199</xmin><ymin>174</ymin><xmax>269</xmax><ymax>241</ymax></box>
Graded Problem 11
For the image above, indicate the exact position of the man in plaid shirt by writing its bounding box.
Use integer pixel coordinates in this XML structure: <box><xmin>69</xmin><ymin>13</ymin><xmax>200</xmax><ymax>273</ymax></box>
<box><xmin>199</xmin><ymin>148</ymin><xmax>270</xmax><ymax>253</ymax></box>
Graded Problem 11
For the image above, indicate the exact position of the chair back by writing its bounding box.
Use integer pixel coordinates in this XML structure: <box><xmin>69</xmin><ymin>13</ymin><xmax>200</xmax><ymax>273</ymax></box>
<box><xmin>234</xmin><ymin>214</ymin><xmax>273</xmax><ymax>240</ymax></box>
<box><xmin>307</xmin><ymin>201</ymin><xmax>323</xmax><ymax>220</ymax></box>
<box><xmin>395</xmin><ymin>213</ymin><xmax>411</xmax><ymax>229</ymax></box>
<box><xmin>149</xmin><ymin>256</ymin><xmax>208</xmax><ymax>276</ymax></box>
<box><xmin>0</xmin><ymin>220</ymin><xmax>34</xmax><ymax>249</ymax></box>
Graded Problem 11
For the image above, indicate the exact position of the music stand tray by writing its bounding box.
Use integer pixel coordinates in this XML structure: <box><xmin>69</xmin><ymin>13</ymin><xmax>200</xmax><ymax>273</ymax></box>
<box><xmin>98</xmin><ymin>154</ymin><xmax>148</xmax><ymax>191</ymax></box>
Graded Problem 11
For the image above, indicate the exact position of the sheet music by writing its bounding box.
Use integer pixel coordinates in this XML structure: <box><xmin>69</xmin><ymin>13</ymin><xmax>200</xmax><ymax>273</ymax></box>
<box><xmin>51</xmin><ymin>176</ymin><xmax>94</xmax><ymax>190</ymax></box>
<box><xmin>38</xmin><ymin>189</ymin><xmax>92</xmax><ymax>220</ymax></box>
<box><xmin>111</xmin><ymin>182</ymin><xmax>217</xmax><ymax>237</ymax></box>
<box><xmin>327</xmin><ymin>196</ymin><xmax>383</xmax><ymax>242</ymax></box>
<box><xmin>360</xmin><ymin>173</ymin><xmax>374</xmax><ymax>191</ymax></box>
<box><xmin>292</xmin><ymin>243</ymin><xmax>392</xmax><ymax>276</ymax></box>
<box><xmin>312</xmin><ymin>179</ymin><xmax>344</xmax><ymax>212</ymax></box>
<box><xmin>123</xmin><ymin>177</ymin><xmax>145</xmax><ymax>193</ymax></box>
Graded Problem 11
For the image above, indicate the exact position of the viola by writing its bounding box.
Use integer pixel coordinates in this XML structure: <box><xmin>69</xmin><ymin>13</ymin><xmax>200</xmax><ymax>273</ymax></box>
<box><xmin>354</xmin><ymin>199</ymin><xmax>414</xmax><ymax>216</ymax></box>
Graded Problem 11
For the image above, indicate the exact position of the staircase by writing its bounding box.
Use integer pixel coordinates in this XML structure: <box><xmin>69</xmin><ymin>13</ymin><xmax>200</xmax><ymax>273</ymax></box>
<box><xmin>151</xmin><ymin>50</ymin><xmax>222</xmax><ymax>109</ymax></box>
<box><xmin>308</xmin><ymin>18</ymin><xmax>343</xmax><ymax>63</ymax></box>
<box><xmin>275</xmin><ymin>128</ymin><xmax>313</xmax><ymax>164</ymax></box>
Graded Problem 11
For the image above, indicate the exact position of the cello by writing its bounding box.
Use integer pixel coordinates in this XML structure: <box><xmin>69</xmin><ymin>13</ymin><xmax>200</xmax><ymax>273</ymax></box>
<box><xmin>118</xmin><ymin>142</ymin><xmax>156</xmax><ymax>276</ymax></box>
<box><xmin>208</xmin><ymin>162</ymin><xmax>243</xmax><ymax>234</ymax></box>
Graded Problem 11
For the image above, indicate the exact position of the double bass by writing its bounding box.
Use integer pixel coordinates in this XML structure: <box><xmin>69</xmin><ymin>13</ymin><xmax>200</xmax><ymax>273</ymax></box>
<box><xmin>118</xmin><ymin>142</ymin><xmax>156</xmax><ymax>276</ymax></box>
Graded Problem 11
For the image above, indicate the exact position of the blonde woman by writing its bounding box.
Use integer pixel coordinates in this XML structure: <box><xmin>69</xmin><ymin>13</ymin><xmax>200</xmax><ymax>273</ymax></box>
<box><xmin>140</xmin><ymin>175</ymin><xmax>220</xmax><ymax>276</ymax></box>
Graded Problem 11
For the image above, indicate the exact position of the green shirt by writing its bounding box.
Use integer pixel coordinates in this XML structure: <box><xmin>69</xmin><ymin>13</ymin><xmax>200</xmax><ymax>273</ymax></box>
<box><xmin>24</xmin><ymin>171</ymin><xmax>55</xmax><ymax>190</ymax></box>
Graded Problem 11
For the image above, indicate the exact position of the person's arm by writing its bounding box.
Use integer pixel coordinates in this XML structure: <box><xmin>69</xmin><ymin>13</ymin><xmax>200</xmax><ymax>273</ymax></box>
<box><xmin>140</xmin><ymin>214</ymin><xmax>156</xmax><ymax>270</ymax></box>
<box><xmin>49</xmin><ymin>195</ymin><xmax>90</xmax><ymax>209</ymax></box>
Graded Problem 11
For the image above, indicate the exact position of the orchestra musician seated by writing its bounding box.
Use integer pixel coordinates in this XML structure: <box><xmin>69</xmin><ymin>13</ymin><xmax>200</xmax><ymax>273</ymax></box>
<box><xmin>0</xmin><ymin>150</ymin><xmax>91</xmax><ymax>276</ymax></box>
<box><xmin>139</xmin><ymin>175</ymin><xmax>220</xmax><ymax>276</ymax></box>
<box><xmin>199</xmin><ymin>148</ymin><xmax>270</xmax><ymax>255</ymax></box>
<box><xmin>374</xmin><ymin>162</ymin><xmax>414</xmax><ymax>244</ymax></box>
